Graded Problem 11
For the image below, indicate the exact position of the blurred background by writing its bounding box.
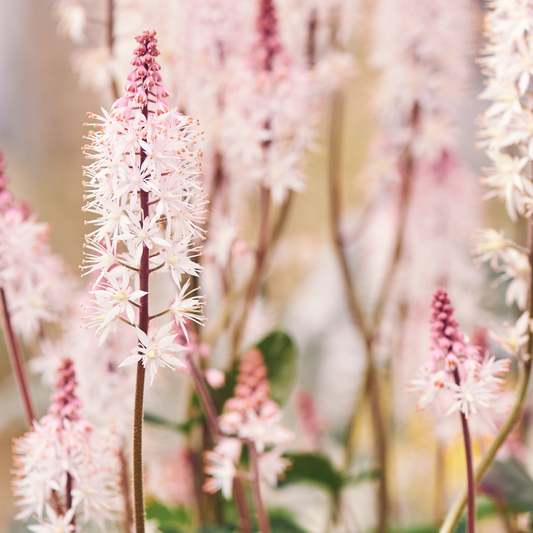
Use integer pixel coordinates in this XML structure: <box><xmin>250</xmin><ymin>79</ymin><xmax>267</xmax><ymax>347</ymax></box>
<box><xmin>0</xmin><ymin>0</ymin><xmax>525</xmax><ymax>532</ymax></box>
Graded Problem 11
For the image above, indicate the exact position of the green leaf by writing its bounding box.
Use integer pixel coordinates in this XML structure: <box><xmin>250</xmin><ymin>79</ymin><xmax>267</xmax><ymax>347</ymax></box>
<box><xmin>146</xmin><ymin>501</ymin><xmax>194</xmax><ymax>533</ymax></box>
<box><xmin>256</xmin><ymin>330</ymin><xmax>298</xmax><ymax>406</ymax></box>
<box><xmin>280</xmin><ymin>453</ymin><xmax>345</xmax><ymax>496</ymax></box>
<box><xmin>481</xmin><ymin>459</ymin><xmax>533</xmax><ymax>513</ymax></box>
<box><xmin>144</xmin><ymin>412</ymin><xmax>203</xmax><ymax>435</ymax></box>
<box><xmin>269</xmin><ymin>508</ymin><xmax>309</xmax><ymax>533</ymax></box>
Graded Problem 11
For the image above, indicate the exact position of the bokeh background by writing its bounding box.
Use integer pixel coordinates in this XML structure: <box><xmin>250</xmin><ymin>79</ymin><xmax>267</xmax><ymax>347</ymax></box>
<box><xmin>0</xmin><ymin>0</ymin><xmax>523</xmax><ymax>531</ymax></box>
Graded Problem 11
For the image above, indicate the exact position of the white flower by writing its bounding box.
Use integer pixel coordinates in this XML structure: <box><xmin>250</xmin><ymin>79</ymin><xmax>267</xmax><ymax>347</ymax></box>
<box><xmin>446</xmin><ymin>374</ymin><xmax>495</xmax><ymax>420</ymax></box>
<box><xmin>258</xmin><ymin>447</ymin><xmax>291</xmax><ymax>487</ymax></box>
<box><xmin>490</xmin><ymin>311</ymin><xmax>530</xmax><ymax>356</ymax></box>
<box><xmin>203</xmin><ymin>450</ymin><xmax>236</xmax><ymax>499</ymax></box>
<box><xmin>495</xmin><ymin>248</ymin><xmax>530</xmax><ymax>309</ymax></box>
<box><xmin>170</xmin><ymin>279</ymin><xmax>205</xmax><ymax>339</ymax></box>
<box><xmin>238</xmin><ymin>407</ymin><xmax>294</xmax><ymax>454</ymax></box>
<box><xmin>91</xmin><ymin>270</ymin><xmax>146</xmax><ymax>325</ymax></box>
<box><xmin>119</xmin><ymin>322</ymin><xmax>186</xmax><ymax>385</ymax></box>
<box><xmin>471</xmin><ymin>228</ymin><xmax>509</xmax><ymax>268</ymax></box>
<box><xmin>28</xmin><ymin>505</ymin><xmax>76</xmax><ymax>533</ymax></box>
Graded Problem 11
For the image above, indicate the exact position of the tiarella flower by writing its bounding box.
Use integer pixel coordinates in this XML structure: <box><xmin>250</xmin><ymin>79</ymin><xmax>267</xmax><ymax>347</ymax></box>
<box><xmin>257</xmin><ymin>446</ymin><xmax>291</xmax><ymax>487</ymax></box>
<box><xmin>0</xmin><ymin>151</ymin><xmax>72</xmax><ymax>342</ymax></box>
<box><xmin>490</xmin><ymin>311</ymin><xmax>530</xmax><ymax>357</ymax></box>
<box><xmin>446</xmin><ymin>374</ymin><xmax>495</xmax><ymax>420</ymax></box>
<box><xmin>478</xmin><ymin>0</ymin><xmax>533</xmax><ymax>220</ymax></box>
<box><xmin>28</xmin><ymin>505</ymin><xmax>76</xmax><ymax>533</ymax></box>
<box><xmin>203</xmin><ymin>450</ymin><xmax>237</xmax><ymax>499</ymax></box>
<box><xmin>90</xmin><ymin>269</ymin><xmax>146</xmax><ymax>325</ymax></box>
<box><xmin>408</xmin><ymin>288</ymin><xmax>511</xmax><ymax>429</ymax></box>
<box><xmin>82</xmin><ymin>30</ymin><xmax>207</xmax><ymax>383</ymax></box>
<box><xmin>471</xmin><ymin>228</ymin><xmax>509</xmax><ymax>268</ymax></box>
<box><xmin>494</xmin><ymin>248</ymin><xmax>530</xmax><ymax>310</ymax></box>
<box><xmin>237</xmin><ymin>406</ymin><xmax>294</xmax><ymax>454</ymax></box>
<box><xmin>119</xmin><ymin>322</ymin><xmax>186</xmax><ymax>385</ymax></box>
<box><xmin>13</xmin><ymin>359</ymin><xmax>122</xmax><ymax>530</ymax></box>
<box><xmin>170</xmin><ymin>279</ymin><xmax>206</xmax><ymax>338</ymax></box>
<box><xmin>204</xmin><ymin>348</ymin><xmax>294</xmax><ymax>498</ymax></box>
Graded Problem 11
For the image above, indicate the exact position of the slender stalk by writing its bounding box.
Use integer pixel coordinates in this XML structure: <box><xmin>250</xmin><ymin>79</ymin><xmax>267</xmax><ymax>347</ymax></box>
<box><xmin>186</xmin><ymin>353</ymin><xmax>220</xmax><ymax>438</ymax></box>
<box><xmin>249</xmin><ymin>441</ymin><xmax>271</xmax><ymax>533</ymax></box>
<box><xmin>66</xmin><ymin>472</ymin><xmax>76</xmax><ymax>526</ymax></box>
<box><xmin>132</xmin><ymin>104</ymin><xmax>150</xmax><ymax>533</ymax></box>
<box><xmin>233</xmin><ymin>477</ymin><xmax>252</xmax><ymax>533</ymax></box>
<box><xmin>229</xmin><ymin>185</ymin><xmax>270</xmax><ymax>361</ymax></box>
<box><xmin>434</xmin><ymin>442</ymin><xmax>446</xmax><ymax>524</ymax></box>
<box><xmin>327</xmin><ymin>86</ymin><xmax>389</xmax><ymax>532</ymax></box>
<box><xmin>453</xmin><ymin>369</ymin><xmax>475</xmax><ymax>533</ymax></box>
<box><xmin>440</xmin><ymin>218</ymin><xmax>533</xmax><ymax>533</ymax></box>
<box><xmin>119</xmin><ymin>447</ymin><xmax>133</xmax><ymax>533</ymax></box>
<box><xmin>0</xmin><ymin>287</ymin><xmax>36</xmax><ymax>426</ymax></box>
<box><xmin>186</xmin><ymin>354</ymin><xmax>252</xmax><ymax>533</ymax></box>
<box><xmin>107</xmin><ymin>0</ymin><xmax>120</xmax><ymax>101</ymax></box>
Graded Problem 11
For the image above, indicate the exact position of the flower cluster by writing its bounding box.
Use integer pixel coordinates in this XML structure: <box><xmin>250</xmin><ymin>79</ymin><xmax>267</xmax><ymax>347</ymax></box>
<box><xmin>371</xmin><ymin>0</ymin><xmax>471</xmax><ymax>159</ymax></box>
<box><xmin>82</xmin><ymin>31</ymin><xmax>207</xmax><ymax>384</ymax></box>
<box><xmin>203</xmin><ymin>348</ymin><xmax>293</xmax><ymax>498</ymax></box>
<box><xmin>0</xmin><ymin>151</ymin><xmax>71</xmax><ymax>341</ymax></box>
<box><xmin>224</xmin><ymin>0</ymin><xmax>318</xmax><ymax>204</ymax></box>
<box><xmin>472</xmin><ymin>0</ymin><xmax>533</xmax><ymax>341</ymax></box>
<box><xmin>408</xmin><ymin>288</ymin><xmax>511</xmax><ymax>426</ymax></box>
<box><xmin>478</xmin><ymin>0</ymin><xmax>533</xmax><ymax>220</ymax></box>
<box><xmin>13</xmin><ymin>359</ymin><xmax>122</xmax><ymax>531</ymax></box>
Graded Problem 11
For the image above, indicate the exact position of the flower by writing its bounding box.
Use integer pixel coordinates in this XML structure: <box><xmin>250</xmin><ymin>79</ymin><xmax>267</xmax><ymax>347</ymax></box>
<box><xmin>490</xmin><ymin>311</ymin><xmax>530</xmax><ymax>356</ymax></box>
<box><xmin>82</xmin><ymin>30</ymin><xmax>207</xmax><ymax>387</ymax></box>
<box><xmin>203</xmin><ymin>348</ymin><xmax>293</xmax><ymax>497</ymax></box>
<box><xmin>28</xmin><ymin>505</ymin><xmax>76</xmax><ymax>533</ymax></box>
<box><xmin>119</xmin><ymin>322</ymin><xmax>186</xmax><ymax>385</ymax></box>
<box><xmin>408</xmin><ymin>288</ymin><xmax>511</xmax><ymax>431</ymax></box>
<box><xmin>13</xmin><ymin>359</ymin><xmax>122</xmax><ymax>529</ymax></box>
<box><xmin>203</xmin><ymin>450</ymin><xmax>236</xmax><ymax>499</ymax></box>
<box><xmin>471</xmin><ymin>228</ymin><xmax>509</xmax><ymax>268</ymax></box>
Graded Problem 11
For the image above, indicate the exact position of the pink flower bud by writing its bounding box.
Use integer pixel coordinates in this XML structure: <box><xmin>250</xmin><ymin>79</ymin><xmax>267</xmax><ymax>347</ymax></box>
<box><xmin>205</xmin><ymin>369</ymin><xmax>225</xmax><ymax>389</ymax></box>
<box><xmin>134</xmin><ymin>90</ymin><xmax>147</xmax><ymax>104</ymax></box>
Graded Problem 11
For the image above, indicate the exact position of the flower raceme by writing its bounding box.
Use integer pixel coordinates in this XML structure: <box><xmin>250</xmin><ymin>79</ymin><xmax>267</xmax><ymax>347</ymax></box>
<box><xmin>203</xmin><ymin>348</ymin><xmax>293</xmax><ymax>498</ymax></box>
<box><xmin>81</xmin><ymin>30</ymin><xmax>207</xmax><ymax>381</ymax></box>
<box><xmin>0</xmin><ymin>151</ymin><xmax>71</xmax><ymax>342</ymax></box>
<box><xmin>408</xmin><ymin>288</ymin><xmax>511</xmax><ymax>424</ymax></box>
<box><xmin>12</xmin><ymin>359</ymin><xmax>122</xmax><ymax>531</ymax></box>
<box><xmin>478</xmin><ymin>1</ymin><xmax>533</xmax><ymax>221</ymax></box>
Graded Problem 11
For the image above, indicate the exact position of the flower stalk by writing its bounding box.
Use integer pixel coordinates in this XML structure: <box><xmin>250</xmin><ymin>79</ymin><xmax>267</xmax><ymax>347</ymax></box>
<box><xmin>249</xmin><ymin>440</ymin><xmax>271</xmax><ymax>533</ymax></box>
<box><xmin>0</xmin><ymin>287</ymin><xmax>36</xmax><ymax>426</ymax></box>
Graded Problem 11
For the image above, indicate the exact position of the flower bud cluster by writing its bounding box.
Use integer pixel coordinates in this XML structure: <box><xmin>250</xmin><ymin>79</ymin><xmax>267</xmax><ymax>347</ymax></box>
<box><xmin>204</xmin><ymin>348</ymin><xmax>293</xmax><ymax>498</ymax></box>
<box><xmin>82</xmin><ymin>32</ymin><xmax>207</xmax><ymax>383</ymax></box>
<box><xmin>13</xmin><ymin>359</ymin><xmax>122</xmax><ymax>530</ymax></box>
<box><xmin>0</xmin><ymin>151</ymin><xmax>71</xmax><ymax>341</ymax></box>
<box><xmin>115</xmin><ymin>30</ymin><xmax>170</xmax><ymax>116</ymax></box>
<box><xmin>408</xmin><ymin>288</ymin><xmax>511</xmax><ymax>422</ymax></box>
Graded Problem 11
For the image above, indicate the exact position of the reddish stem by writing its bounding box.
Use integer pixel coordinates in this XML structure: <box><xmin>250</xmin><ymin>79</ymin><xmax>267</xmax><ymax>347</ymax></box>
<box><xmin>132</xmin><ymin>101</ymin><xmax>150</xmax><ymax>533</ymax></box>
<box><xmin>0</xmin><ymin>287</ymin><xmax>36</xmax><ymax>426</ymax></box>
<box><xmin>186</xmin><ymin>353</ymin><xmax>220</xmax><ymax>438</ymax></box>
<box><xmin>230</xmin><ymin>185</ymin><xmax>270</xmax><ymax>360</ymax></box>
<box><xmin>249</xmin><ymin>441</ymin><xmax>270</xmax><ymax>533</ymax></box>
<box><xmin>453</xmin><ymin>368</ymin><xmax>475</xmax><ymax>533</ymax></box>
